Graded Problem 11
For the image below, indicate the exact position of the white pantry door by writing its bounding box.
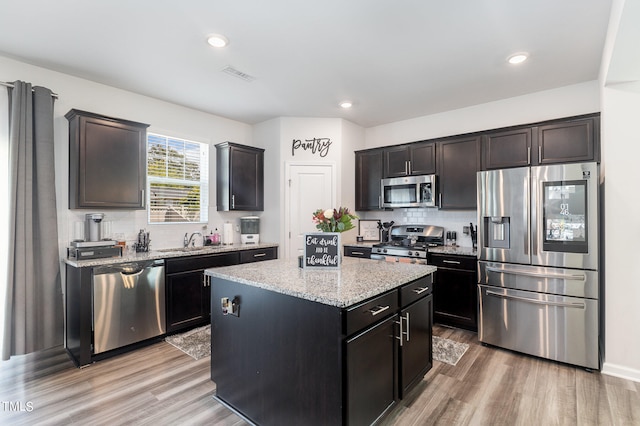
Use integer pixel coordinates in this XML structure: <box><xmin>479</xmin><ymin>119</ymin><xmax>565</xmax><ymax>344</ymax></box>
<box><xmin>285</xmin><ymin>163</ymin><xmax>335</xmax><ymax>259</ymax></box>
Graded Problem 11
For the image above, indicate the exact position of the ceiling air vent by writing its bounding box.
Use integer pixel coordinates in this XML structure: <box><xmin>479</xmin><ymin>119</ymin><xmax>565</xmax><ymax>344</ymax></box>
<box><xmin>221</xmin><ymin>65</ymin><xmax>256</xmax><ymax>82</ymax></box>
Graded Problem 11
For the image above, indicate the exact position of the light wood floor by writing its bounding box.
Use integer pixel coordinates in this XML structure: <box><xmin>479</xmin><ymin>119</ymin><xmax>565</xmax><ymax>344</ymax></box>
<box><xmin>1</xmin><ymin>325</ymin><xmax>638</xmax><ymax>425</ymax></box>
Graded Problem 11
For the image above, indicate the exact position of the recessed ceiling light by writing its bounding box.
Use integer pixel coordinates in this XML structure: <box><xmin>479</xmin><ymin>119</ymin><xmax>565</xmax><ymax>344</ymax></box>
<box><xmin>507</xmin><ymin>53</ymin><xmax>528</xmax><ymax>64</ymax></box>
<box><xmin>340</xmin><ymin>101</ymin><xmax>353</xmax><ymax>109</ymax></box>
<box><xmin>207</xmin><ymin>34</ymin><xmax>229</xmax><ymax>48</ymax></box>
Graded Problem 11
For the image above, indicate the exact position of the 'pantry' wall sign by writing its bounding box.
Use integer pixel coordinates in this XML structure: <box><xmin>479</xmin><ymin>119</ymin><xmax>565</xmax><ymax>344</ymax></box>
<box><xmin>292</xmin><ymin>137</ymin><xmax>332</xmax><ymax>157</ymax></box>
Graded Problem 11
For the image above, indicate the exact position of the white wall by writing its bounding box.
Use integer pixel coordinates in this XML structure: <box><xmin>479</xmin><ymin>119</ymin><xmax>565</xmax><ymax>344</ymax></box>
<box><xmin>598</xmin><ymin>0</ymin><xmax>640</xmax><ymax>382</ymax></box>
<box><xmin>0</xmin><ymin>55</ymin><xmax>256</xmax><ymax>257</ymax></box>
<box><xmin>365</xmin><ymin>81</ymin><xmax>600</xmax><ymax>148</ymax></box>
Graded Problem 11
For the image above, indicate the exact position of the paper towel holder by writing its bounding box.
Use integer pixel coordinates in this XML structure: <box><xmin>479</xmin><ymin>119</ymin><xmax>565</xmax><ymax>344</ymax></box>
<box><xmin>223</xmin><ymin>222</ymin><xmax>234</xmax><ymax>245</ymax></box>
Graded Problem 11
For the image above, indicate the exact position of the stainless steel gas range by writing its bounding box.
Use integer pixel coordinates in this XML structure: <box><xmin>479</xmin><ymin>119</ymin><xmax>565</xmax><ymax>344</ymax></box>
<box><xmin>371</xmin><ymin>224</ymin><xmax>444</xmax><ymax>263</ymax></box>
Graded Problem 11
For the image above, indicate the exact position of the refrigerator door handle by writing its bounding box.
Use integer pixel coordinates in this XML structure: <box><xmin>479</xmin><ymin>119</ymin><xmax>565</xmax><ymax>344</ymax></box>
<box><xmin>524</xmin><ymin>173</ymin><xmax>530</xmax><ymax>256</ymax></box>
<box><xmin>485</xmin><ymin>290</ymin><xmax>586</xmax><ymax>309</ymax></box>
<box><xmin>485</xmin><ymin>266</ymin><xmax>586</xmax><ymax>282</ymax></box>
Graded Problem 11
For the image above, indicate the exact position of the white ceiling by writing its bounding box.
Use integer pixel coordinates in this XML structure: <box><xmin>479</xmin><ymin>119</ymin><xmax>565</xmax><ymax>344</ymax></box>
<box><xmin>0</xmin><ymin>0</ymin><xmax>613</xmax><ymax>128</ymax></box>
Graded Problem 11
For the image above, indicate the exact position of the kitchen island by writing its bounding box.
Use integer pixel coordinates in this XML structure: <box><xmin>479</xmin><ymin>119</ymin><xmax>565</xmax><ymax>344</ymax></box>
<box><xmin>205</xmin><ymin>257</ymin><xmax>436</xmax><ymax>426</ymax></box>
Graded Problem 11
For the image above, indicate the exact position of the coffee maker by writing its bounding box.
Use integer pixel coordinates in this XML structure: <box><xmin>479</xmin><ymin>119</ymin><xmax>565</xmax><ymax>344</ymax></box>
<box><xmin>67</xmin><ymin>213</ymin><xmax>121</xmax><ymax>260</ymax></box>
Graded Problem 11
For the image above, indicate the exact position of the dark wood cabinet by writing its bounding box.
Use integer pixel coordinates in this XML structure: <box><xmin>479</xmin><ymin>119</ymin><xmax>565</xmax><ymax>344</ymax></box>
<box><xmin>482</xmin><ymin>127</ymin><xmax>532</xmax><ymax>170</ymax></box>
<box><xmin>216</xmin><ymin>142</ymin><xmax>264</xmax><ymax>211</ymax></box>
<box><xmin>166</xmin><ymin>270</ymin><xmax>209</xmax><ymax>332</ymax></box>
<box><xmin>429</xmin><ymin>253</ymin><xmax>477</xmax><ymax>331</ymax></box>
<box><xmin>437</xmin><ymin>136</ymin><xmax>481</xmax><ymax>210</ymax></box>
<box><xmin>165</xmin><ymin>247</ymin><xmax>277</xmax><ymax>334</ymax></box>
<box><xmin>355</xmin><ymin>149</ymin><xmax>384</xmax><ymax>210</ymax></box>
<box><xmin>346</xmin><ymin>315</ymin><xmax>397</xmax><ymax>426</ymax></box>
<box><xmin>344</xmin><ymin>245</ymin><xmax>372</xmax><ymax>259</ymax></box>
<box><xmin>210</xmin><ymin>271</ymin><xmax>434</xmax><ymax>426</ymax></box>
<box><xmin>66</xmin><ymin>109</ymin><xmax>148</xmax><ymax>209</ymax></box>
<box><xmin>166</xmin><ymin>252</ymin><xmax>240</xmax><ymax>333</ymax></box>
<box><xmin>383</xmin><ymin>141</ymin><xmax>436</xmax><ymax>178</ymax></box>
<box><xmin>537</xmin><ymin>115</ymin><xmax>599</xmax><ymax>164</ymax></box>
<box><xmin>239</xmin><ymin>246</ymin><xmax>278</xmax><ymax>263</ymax></box>
<box><xmin>480</xmin><ymin>114</ymin><xmax>600</xmax><ymax>170</ymax></box>
<box><xmin>345</xmin><ymin>275</ymin><xmax>433</xmax><ymax>422</ymax></box>
<box><xmin>400</xmin><ymin>294</ymin><xmax>433</xmax><ymax>398</ymax></box>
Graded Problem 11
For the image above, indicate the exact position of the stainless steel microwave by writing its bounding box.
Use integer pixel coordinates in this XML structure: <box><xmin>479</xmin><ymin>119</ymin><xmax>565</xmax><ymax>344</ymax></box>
<box><xmin>381</xmin><ymin>175</ymin><xmax>437</xmax><ymax>208</ymax></box>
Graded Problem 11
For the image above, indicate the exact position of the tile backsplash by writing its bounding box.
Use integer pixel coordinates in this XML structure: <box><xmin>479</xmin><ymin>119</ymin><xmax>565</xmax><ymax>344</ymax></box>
<box><xmin>360</xmin><ymin>208</ymin><xmax>477</xmax><ymax>247</ymax></box>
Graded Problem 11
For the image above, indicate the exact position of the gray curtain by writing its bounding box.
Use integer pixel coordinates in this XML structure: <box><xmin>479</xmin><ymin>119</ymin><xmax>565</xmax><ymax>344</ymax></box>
<box><xmin>2</xmin><ymin>81</ymin><xmax>63</xmax><ymax>360</ymax></box>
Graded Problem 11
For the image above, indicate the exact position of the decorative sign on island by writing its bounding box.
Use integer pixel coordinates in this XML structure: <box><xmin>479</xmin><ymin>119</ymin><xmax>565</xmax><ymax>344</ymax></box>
<box><xmin>303</xmin><ymin>232</ymin><xmax>341</xmax><ymax>268</ymax></box>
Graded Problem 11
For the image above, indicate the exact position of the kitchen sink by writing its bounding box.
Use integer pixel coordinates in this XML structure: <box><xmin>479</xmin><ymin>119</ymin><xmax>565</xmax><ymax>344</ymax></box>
<box><xmin>156</xmin><ymin>247</ymin><xmax>208</xmax><ymax>253</ymax></box>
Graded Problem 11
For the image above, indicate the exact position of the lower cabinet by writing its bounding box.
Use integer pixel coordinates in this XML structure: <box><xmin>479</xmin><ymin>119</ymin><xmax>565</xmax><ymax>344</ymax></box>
<box><xmin>399</xmin><ymin>294</ymin><xmax>433</xmax><ymax>398</ymax></box>
<box><xmin>210</xmin><ymin>272</ymin><xmax>434</xmax><ymax>426</ymax></box>
<box><xmin>429</xmin><ymin>253</ymin><xmax>478</xmax><ymax>331</ymax></box>
<box><xmin>346</xmin><ymin>315</ymin><xmax>397</xmax><ymax>426</ymax></box>
<box><xmin>344</xmin><ymin>245</ymin><xmax>372</xmax><ymax>259</ymax></box>
<box><xmin>345</xmin><ymin>275</ymin><xmax>433</xmax><ymax>425</ymax></box>
<box><xmin>166</xmin><ymin>247</ymin><xmax>277</xmax><ymax>334</ymax></box>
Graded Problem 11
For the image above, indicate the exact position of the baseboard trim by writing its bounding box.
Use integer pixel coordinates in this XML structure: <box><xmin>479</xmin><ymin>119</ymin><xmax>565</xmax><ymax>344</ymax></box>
<box><xmin>601</xmin><ymin>362</ymin><xmax>640</xmax><ymax>383</ymax></box>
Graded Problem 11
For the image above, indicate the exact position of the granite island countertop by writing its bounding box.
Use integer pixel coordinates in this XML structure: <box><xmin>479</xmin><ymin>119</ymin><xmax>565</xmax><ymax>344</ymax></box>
<box><xmin>63</xmin><ymin>242</ymin><xmax>279</xmax><ymax>268</ymax></box>
<box><xmin>205</xmin><ymin>256</ymin><xmax>436</xmax><ymax>308</ymax></box>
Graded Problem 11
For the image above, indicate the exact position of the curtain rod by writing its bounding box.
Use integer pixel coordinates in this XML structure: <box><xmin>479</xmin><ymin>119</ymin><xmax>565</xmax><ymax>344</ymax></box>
<box><xmin>1</xmin><ymin>81</ymin><xmax>59</xmax><ymax>99</ymax></box>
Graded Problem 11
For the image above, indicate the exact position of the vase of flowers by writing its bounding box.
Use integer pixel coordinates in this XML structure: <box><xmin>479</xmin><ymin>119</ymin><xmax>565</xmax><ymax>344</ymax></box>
<box><xmin>312</xmin><ymin>207</ymin><xmax>358</xmax><ymax>233</ymax></box>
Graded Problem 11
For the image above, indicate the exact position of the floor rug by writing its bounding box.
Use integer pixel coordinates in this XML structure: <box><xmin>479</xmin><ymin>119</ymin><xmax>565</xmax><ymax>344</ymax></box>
<box><xmin>432</xmin><ymin>335</ymin><xmax>469</xmax><ymax>366</ymax></box>
<box><xmin>165</xmin><ymin>325</ymin><xmax>211</xmax><ymax>360</ymax></box>
<box><xmin>167</xmin><ymin>325</ymin><xmax>469</xmax><ymax>365</ymax></box>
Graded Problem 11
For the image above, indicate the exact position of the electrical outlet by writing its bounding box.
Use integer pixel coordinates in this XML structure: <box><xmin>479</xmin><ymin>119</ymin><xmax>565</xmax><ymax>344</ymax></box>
<box><xmin>463</xmin><ymin>226</ymin><xmax>470</xmax><ymax>235</ymax></box>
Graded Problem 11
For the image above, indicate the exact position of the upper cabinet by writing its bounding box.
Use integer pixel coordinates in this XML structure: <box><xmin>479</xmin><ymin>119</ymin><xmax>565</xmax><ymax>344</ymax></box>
<box><xmin>482</xmin><ymin>114</ymin><xmax>600</xmax><ymax>170</ymax></box>
<box><xmin>437</xmin><ymin>135</ymin><xmax>481</xmax><ymax>210</ymax></box>
<box><xmin>536</xmin><ymin>115</ymin><xmax>599</xmax><ymax>165</ymax></box>
<box><xmin>355</xmin><ymin>148</ymin><xmax>384</xmax><ymax>211</ymax></box>
<box><xmin>66</xmin><ymin>109</ymin><xmax>149</xmax><ymax>209</ymax></box>
<box><xmin>216</xmin><ymin>142</ymin><xmax>264</xmax><ymax>211</ymax></box>
<box><xmin>482</xmin><ymin>127</ymin><xmax>532</xmax><ymax>170</ymax></box>
<box><xmin>383</xmin><ymin>141</ymin><xmax>436</xmax><ymax>178</ymax></box>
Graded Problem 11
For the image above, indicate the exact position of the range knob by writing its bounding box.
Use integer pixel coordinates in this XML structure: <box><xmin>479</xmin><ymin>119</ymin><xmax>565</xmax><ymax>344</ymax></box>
<box><xmin>407</xmin><ymin>251</ymin><xmax>413</xmax><ymax>256</ymax></box>
<box><xmin>382</xmin><ymin>248</ymin><xmax>387</xmax><ymax>253</ymax></box>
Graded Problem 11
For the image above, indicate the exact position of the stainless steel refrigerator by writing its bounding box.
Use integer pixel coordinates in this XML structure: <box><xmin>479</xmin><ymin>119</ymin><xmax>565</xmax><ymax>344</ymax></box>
<box><xmin>477</xmin><ymin>162</ymin><xmax>601</xmax><ymax>369</ymax></box>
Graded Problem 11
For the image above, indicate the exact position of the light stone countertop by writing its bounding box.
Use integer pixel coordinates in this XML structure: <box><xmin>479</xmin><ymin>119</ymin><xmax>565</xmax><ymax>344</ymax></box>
<box><xmin>428</xmin><ymin>245</ymin><xmax>477</xmax><ymax>257</ymax></box>
<box><xmin>63</xmin><ymin>242</ymin><xmax>279</xmax><ymax>268</ymax></box>
<box><xmin>205</xmin><ymin>257</ymin><xmax>437</xmax><ymax>308</ymax></box>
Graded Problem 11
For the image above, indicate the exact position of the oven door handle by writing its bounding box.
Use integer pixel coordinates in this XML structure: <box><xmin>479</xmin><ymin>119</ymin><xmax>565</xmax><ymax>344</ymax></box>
<box><xmin>485</xmin><ymin>290</ymin><xmax>585</xmax><ymax>309</ymax></box>
<box><xmin>485</xmin><ymin>266</ymin><xmax>586</xmax><ymax>282</ymax></box>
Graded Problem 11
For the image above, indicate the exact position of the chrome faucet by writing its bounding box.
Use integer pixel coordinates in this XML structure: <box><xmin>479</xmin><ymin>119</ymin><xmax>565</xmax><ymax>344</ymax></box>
<box><xmin>184</xmin><ymin>232</ymin><xmax>203</xmax><ymax>248</ymax></box>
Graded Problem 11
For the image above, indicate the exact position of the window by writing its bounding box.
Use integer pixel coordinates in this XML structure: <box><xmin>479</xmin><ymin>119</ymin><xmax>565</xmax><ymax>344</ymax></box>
<box><xmin>147</xmin><ymin>133</ymin><xmax>209</xmax><ymax>224</ymax></box>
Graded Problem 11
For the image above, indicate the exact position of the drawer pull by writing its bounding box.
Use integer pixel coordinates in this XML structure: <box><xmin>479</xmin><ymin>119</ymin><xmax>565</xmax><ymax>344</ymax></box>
<box><xmin>412</xmin><ymin>286</ymin><xmax>429</xmax><ymax>295</ymax></box>
<box><xmin>442</xmin><ymin>260</ymin><xmax>461</xmax><ymax>265</ymax></box>
<box><xmin>351</xmin><ymin>251</ymin><xmax>364</xmax><ymax>255</ymax></box>
<box><xmin>253</xmin><ymin>253</ymin><xmax>267</xmax><ymax>257</ymax></box>
<box><xmin>368</xmin><ymin>305</ymin><xmax>390</xmax><ymax>316</ymax></box>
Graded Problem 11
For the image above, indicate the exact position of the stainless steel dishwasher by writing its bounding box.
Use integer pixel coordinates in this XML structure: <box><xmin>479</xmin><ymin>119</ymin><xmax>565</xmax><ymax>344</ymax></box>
<box><xmin>93</xmin><ymin>259</ymin><xmax>165</xmax><ymax>354</ymax></box>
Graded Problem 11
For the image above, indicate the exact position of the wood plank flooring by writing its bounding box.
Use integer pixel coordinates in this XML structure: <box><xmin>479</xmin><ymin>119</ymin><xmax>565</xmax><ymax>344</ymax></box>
<box><xmin>1</xmin><ymin>325</ymin><xmax>638</xmax><ymax>425</ymax></box>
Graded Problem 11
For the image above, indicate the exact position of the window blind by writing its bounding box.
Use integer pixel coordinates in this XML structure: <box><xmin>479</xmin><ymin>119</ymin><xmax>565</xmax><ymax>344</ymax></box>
<box><xmin>147</xmin><ymin>133</ymin><xmax>209</xmax><ymax>223</ymax></box>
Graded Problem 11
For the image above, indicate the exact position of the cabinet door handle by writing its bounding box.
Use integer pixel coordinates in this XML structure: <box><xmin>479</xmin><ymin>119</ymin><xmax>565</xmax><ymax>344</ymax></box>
<box><xmin>527</xmin><ymin>146</ymin><xmax>531</xmax><ymax>164</ymax></box>
<box><xmin>412</xmin><ymin>286</ymin><xmax>429</xmax><ymax>295</ymax></box>
<box><xmin>378</xmin><ymin>195</ymin><xmax>382</xmax><ymax>209</ymax></box>
<box><xmin>439</xmin><ymin>193</ymin><xmax>442</xmax><ymax>209</ymax></box>
<box><xmin>231</xmin><ymin>194</ymin><xmax>235</xmax><ymax>209</ymax></box>
<box><xmin>368</xmin><ymin>305</ymin><xmax>390</xmax><ymax>316</ymax></box>
<box><xmin>395</xmin><ymin>317</ymin><xmax>404</xmax><ymax>346</ymax></box>
<box><xmin>407</xmin><ymin>160</ymin><xmax>412</xmax><ymax>175</ymax></box>
<box><xmin>538</xmin><ymin>146</ymin><xmax>542</xmax><ymax>163</ymax></box>
<box><xmin>442</xmin><ymin>260</ymin><xmax>461</xmax><ymax>265</ymax></box>
<box><xmin>253</xmin><ymin>253</ymin><xmax>266</xmax><ymax>257</ymax></box>
<box><xmin>404</xmin><ymin>312</ymin><xmax>410</xmax><ymax>342</ymax></box>
<box><xmin>141</xmin><ymin>189</ymin><xmax>145</xmax><ymax>208</ymax></box>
